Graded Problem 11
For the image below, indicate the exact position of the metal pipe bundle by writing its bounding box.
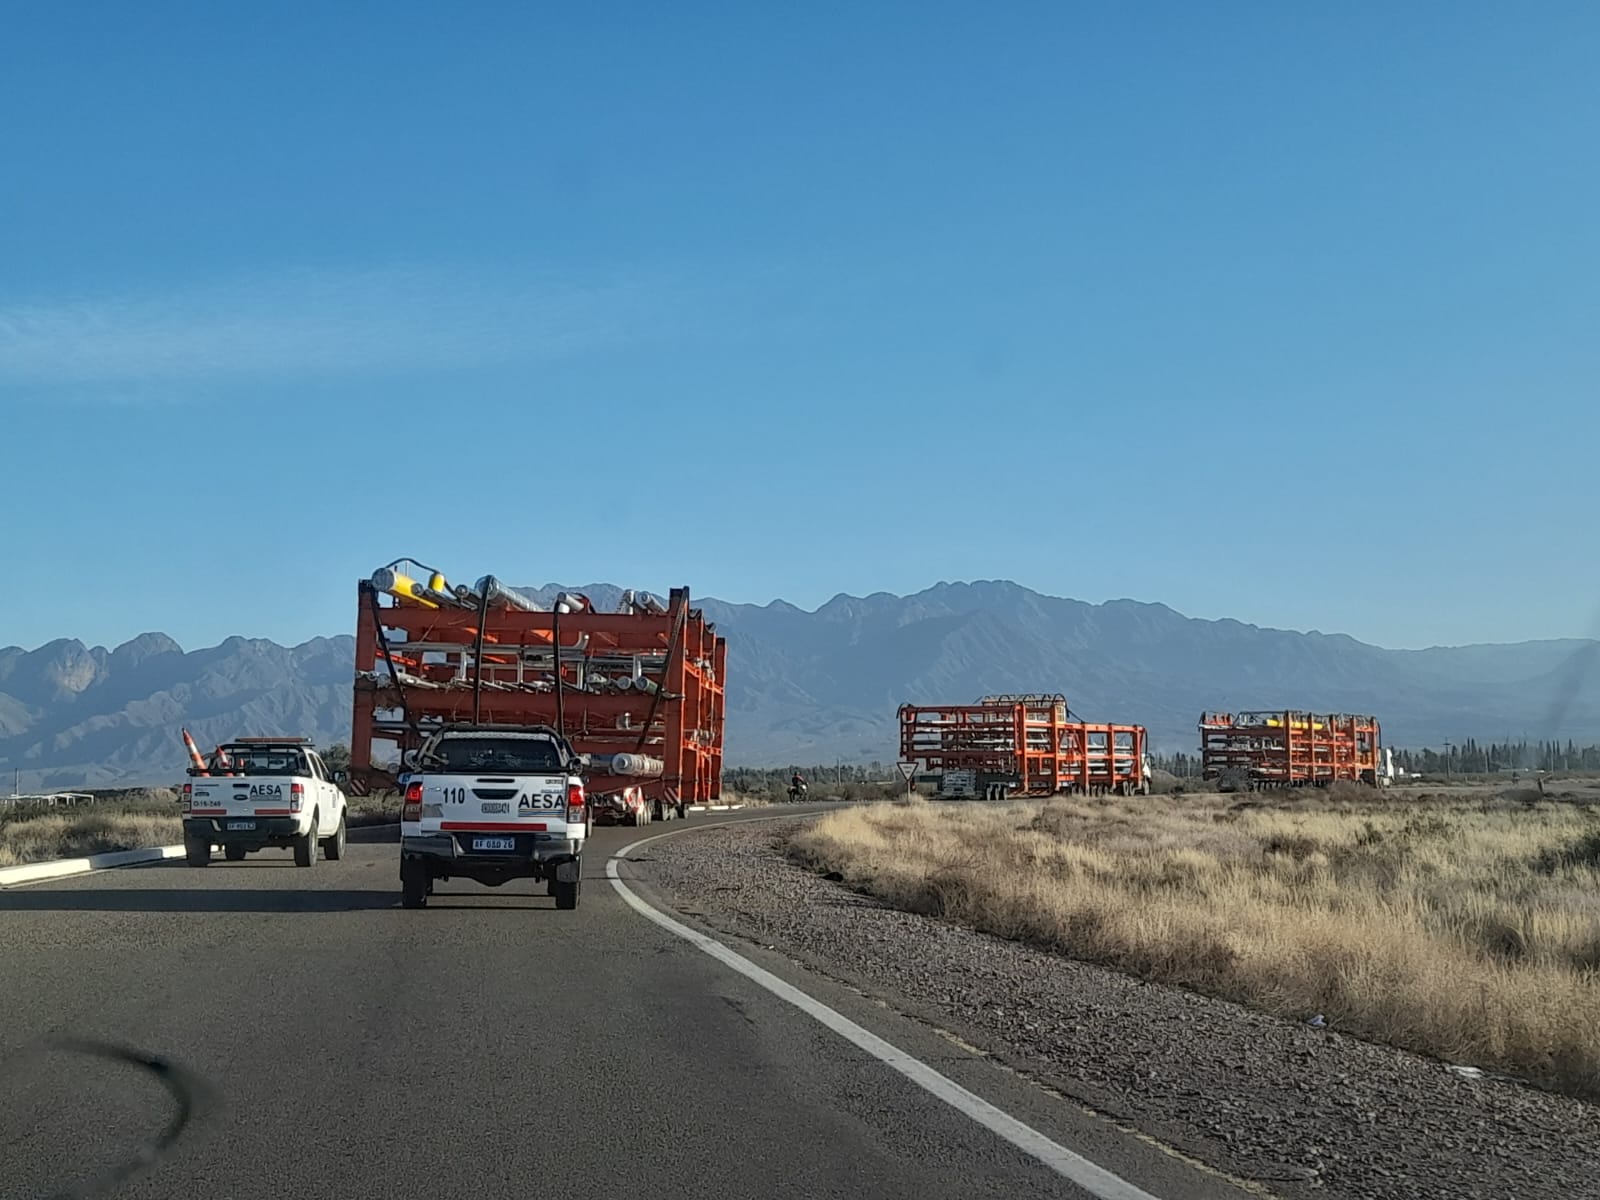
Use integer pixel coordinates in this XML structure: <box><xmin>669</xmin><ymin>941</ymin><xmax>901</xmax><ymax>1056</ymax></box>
<box><xmin>600</xmin><ymin>753</ymin><xmax>665</xmax><ymax>778</ymax></box>
<box><xmin>458</xmin><ymin>575</ymin><xmax>546</xmax><ymax>612</ymax></box>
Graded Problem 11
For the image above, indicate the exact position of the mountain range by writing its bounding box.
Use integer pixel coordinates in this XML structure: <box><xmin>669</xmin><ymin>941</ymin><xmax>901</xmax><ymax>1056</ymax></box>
<box><xmin>4</xmin><ymin>581</ymin><xmax>1597</xmax><ymax>790</ymax></box>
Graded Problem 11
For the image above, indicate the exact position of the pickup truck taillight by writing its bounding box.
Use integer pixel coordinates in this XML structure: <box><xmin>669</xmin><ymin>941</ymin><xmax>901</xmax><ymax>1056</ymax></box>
<box><xmin>565</xmin><ymin>781</ymin><xmax>585</xmax><ymax>825</ymax></box>
<box><xmin>403</xmin><ymin>781</ymin><xmax>423</xmax><ymax>822</ymax></box>
<box><xmin>290</xmin><ymin>782</ymin><xmax>305</xmax><ymax>813</ymax></box>
<box><xmin>181</xmin><ymin>783</ymin><xmax>192</xmax><ymax>813</ymax></box>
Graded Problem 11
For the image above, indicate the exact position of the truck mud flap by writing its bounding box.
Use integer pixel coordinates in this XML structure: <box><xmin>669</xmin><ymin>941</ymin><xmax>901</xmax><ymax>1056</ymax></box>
<box><xmin>552</xmin><ymin>858</ymin><xmax>582</xmax><ymax>883</ymax></box>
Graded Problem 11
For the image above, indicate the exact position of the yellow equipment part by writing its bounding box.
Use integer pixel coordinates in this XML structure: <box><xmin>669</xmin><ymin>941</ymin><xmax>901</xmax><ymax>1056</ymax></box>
<box><xmin>371</xmin><ymin>567</ymin><xmax>440</xmax><ymax>609</ymax></box>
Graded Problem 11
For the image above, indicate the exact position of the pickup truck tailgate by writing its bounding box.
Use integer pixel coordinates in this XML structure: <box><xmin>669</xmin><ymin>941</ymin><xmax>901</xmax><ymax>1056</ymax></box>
<box><xmin>189</xmin><ymin>778</ymin><xmax>297</xmax><ymax>816</ymax></box>
<box><xmin>418</xmin><ymin>774</ymin><xmax>571</xmax><ymax>832</ymax></box>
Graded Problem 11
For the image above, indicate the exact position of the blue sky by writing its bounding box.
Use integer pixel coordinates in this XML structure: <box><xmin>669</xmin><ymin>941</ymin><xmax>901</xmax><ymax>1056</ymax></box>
<box><xmin>2</xmin><ymin>3</ymin><xmax>1597</xmax><ymax>653</ymax></box>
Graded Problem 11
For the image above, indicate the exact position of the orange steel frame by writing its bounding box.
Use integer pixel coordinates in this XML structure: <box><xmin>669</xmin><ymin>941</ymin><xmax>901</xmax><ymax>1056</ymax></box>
<box><xmin>898</xmin><ymin>696</ymin><xmax>1149</xmax><ymax>795</ymax></box>
<box><xmin>1199</xmin><ymin>711</ymin><xmax>1380</xmax><ymax>786</ymax></box>
<box><xmin>351</xmin><ymin>583</ymin><xmax>725</xmax><ymax>804</ymax></box>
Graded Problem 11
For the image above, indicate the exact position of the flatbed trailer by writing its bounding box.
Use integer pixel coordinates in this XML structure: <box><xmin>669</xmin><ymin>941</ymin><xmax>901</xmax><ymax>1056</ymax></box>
<box><xmin>899</xmin><ymin>694</ymin><xmax>1150</xmax><ymax>797</ymax></box>
<box><xmin>1199</xmin><ymin>710</ymin><xmax>1382</xmax><ymax>788</ymax></box>
<box><xmin>351</xmin><ymin>563</ymin><xmax>725</xmax><ymax>814</ymax></box>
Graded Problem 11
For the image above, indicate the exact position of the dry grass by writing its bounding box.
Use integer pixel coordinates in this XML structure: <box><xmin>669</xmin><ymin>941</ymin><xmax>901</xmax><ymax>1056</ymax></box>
<box><xmin>789</xmin><ymin>790</ymin><xmax>1600</xmax><ymax>1100</ymax></box>
<box><xmin>345</xmin><ymin>791</ymin><xmax>402</xmax><ymax>821</ymax></box>
<box><xmin>0</xmin><ymin>803</ymin><xmax>183</xmax><ymax>867</ymax></box>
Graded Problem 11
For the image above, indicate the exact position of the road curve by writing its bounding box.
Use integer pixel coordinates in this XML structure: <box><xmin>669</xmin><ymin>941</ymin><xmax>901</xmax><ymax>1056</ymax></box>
<box><xmin>0</xmin><ymin>806</ymin><xmax>1252</xmax><ymax>1200</ymax></box>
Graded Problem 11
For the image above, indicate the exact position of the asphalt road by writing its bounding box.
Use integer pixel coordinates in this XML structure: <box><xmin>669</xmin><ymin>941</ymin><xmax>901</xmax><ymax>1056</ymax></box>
<box><xmin>0</xmin><ymin>807</ymin><xmax>1253</xmax><ymax>1200</ymax></box>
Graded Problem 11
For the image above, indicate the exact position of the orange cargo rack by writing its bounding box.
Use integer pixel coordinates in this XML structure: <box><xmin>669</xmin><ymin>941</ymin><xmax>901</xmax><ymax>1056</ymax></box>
<box><xmin>351</xmin><ymin>576</ymin><xmax>725</xmax><ymax>806</ymax></box>
<box><xmin>1199</xmin><ymin>711</ymin><xmax>1380</xmax><ymax>787</ymax></box>
<box><xmin>898</xmin><ymin>694</ymin><xmax>1150</xmax><ymax>796</ymax></box>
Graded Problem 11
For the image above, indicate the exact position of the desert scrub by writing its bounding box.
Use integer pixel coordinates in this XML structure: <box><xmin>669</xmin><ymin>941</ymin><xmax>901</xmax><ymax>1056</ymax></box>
<box><xmin>789</xmin><ymin>791</ymin><xmax>1600</xmax><ymax>1100</ymax></box>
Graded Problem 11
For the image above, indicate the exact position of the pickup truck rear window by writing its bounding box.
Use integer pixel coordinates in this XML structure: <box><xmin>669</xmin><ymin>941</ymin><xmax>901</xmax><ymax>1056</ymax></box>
<box><xmin>435</xmin><ymin>737</ymin><xmax>564</xmax><ymax>774</ymax></box>
<box><xmin>219</xmin><ymin>750</ymin><xmax>307</xmax><ymax>776</ymax></box>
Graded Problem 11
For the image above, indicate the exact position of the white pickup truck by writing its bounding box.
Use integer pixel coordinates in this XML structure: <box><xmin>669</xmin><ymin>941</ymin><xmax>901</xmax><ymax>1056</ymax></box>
<box><xmin>399</xmin><ymin>724</ymin><xmax>589</xmax><ymax>910</ymax></box>
<box><xmin>183</xmin><ymin>738</ymin><xmax>349</xmax><ymax>867</ymax></box>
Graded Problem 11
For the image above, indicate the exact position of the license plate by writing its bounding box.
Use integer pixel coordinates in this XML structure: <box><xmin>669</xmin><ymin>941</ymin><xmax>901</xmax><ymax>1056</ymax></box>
<box><xmin>472</xmin><ymin>836</ymin><xmax>516</xmax><ymax>851</ymax></box>
<box><xmin>226</xmin><ymin>821</ymin><xmax>256</xmax><ymax>831</ymax></box>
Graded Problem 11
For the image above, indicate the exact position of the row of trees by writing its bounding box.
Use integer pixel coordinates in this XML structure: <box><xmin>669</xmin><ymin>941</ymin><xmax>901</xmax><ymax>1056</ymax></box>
<box><xmin>1392</xmin><ymin>739</ymin><xmax>1600</xmax><ymax>774</ymax></box>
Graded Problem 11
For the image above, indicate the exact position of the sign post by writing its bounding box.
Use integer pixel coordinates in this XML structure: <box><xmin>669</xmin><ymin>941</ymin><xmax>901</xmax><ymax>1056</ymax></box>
<box><xmin>896</xmin><ymin>760</ymin><xmax>918</xmax><ymax>802</ymax></box>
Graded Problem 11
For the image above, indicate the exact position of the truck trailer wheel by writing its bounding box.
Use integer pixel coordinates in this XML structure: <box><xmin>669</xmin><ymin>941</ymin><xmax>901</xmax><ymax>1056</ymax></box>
<box><xmin>293</xmin><ymin>817</ymin><xmax>317</xmax><ymax>868</ymax></box>
<box><xmin>554</xmin><ymin>879</ymin><xmax>580</xmax><ymax>910</ymax></box>
<box><xmin>401</xmin><ymin>860</ymin><xmax>429</xmax><ymax>909</ymax></box>
<box><xmin>185</xmin><ymin>836</ymin><xmax>211</xmax><ymax>867</ymax></box>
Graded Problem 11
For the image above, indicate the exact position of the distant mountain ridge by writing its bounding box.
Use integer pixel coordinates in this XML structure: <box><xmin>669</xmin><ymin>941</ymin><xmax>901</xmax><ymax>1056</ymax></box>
<box><xmin>4</xmin><ymin>580</ymin><xmax>1597</xmax><ymax>789</ymax></box>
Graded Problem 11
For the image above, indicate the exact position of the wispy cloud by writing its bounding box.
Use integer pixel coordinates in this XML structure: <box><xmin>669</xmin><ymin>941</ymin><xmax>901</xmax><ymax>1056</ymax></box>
<box><xmin>0</xmin><ymin>263</ymin><xmax>699</xmax><ymax>389</ymax></box>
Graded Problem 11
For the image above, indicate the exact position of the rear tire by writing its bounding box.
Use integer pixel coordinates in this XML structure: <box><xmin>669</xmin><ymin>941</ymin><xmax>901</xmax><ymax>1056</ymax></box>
<box><xmin>322</xmin><ymin>813</ymin><xmax>347</xmax><ymax>860</ymax></box>
<box><xmin>293</xmin><ymin>816</ymin><xmax>317</xmax><ymax>868</ymax></box>
<box><xmin>554</xmin><ymin>878</ymin><xmax>580</xmax><ymax>910</ymax></box>
<box><xmin>401</xmin><ymin>860</ymin><xmax>429</xmax><ymax>909</ymax></box>
<box><xmin>185</xmin><ymin>836</ymin><xmax>211</xmax><ymax>867</ymax></box>
<box><xmin>224</xmin><ymin>844</ymin><xmax>247</xmax><ymax>862</ymax></box>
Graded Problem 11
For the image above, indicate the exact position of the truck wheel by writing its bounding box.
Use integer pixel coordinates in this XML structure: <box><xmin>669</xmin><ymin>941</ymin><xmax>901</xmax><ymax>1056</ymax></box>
<box><xmin>321</xmin><ymin>813</ymin><xmax>347</xmax><ymax>860</ymax></box>
<box><xmin>401</xmin><ymin>860</ymin><xmax>429</xmax><ymax>909</ymax></box>
<box><xmin>554</xmin><ymin>879</ymin><xmax>580</xmax><ymax>910</ymax></box>
<box><xmin>224</xmin><ymin>844</ymin><xmax>247</xmax><ymax>862</ymax></box>
<box><xmin>676</xmin><ymin>802</ymin><xmax>688</xmax><ymax>820</ymax></box>
<box><xmin>293</xmin><ymin>817</ymin><xmax>317</xmax><ymax>868</ymax></box>
<box><xmin>185</xmin><ymin>836</ymin><xmax>211</xmax><ymax>867</ymax></box>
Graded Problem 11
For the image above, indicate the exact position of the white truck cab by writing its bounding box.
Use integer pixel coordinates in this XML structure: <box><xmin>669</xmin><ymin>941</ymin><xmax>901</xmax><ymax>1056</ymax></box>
<box><xmin>183</xmin><ymin>738</ymin><xmax>349</xmax><ymax>867</ymax></box>
<box><xmin>399</xmin><ymin>725</ymin><xmax>589</xmax><ymax>910</ymax></box>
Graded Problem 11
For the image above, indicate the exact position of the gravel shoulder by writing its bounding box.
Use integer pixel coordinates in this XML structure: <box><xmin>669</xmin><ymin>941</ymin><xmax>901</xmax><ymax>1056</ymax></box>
<box><xmin>643</xmin><ymin>818</ymin><xmax>1600</xmax><ymax>1200</ymax></box>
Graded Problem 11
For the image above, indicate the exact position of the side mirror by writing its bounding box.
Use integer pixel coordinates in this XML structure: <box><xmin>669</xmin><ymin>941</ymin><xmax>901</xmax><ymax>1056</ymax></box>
<box><xmin>333</xmin><ymin>770</ymin><xmax>348</xmax><ymax>784</ymax></box>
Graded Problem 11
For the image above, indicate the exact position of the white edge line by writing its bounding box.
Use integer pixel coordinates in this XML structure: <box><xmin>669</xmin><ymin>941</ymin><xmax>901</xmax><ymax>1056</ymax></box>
<box><xmin>607</xmin><ymin>833</ymin><xmax>1162</xmax><ymax>1200</ymax></box>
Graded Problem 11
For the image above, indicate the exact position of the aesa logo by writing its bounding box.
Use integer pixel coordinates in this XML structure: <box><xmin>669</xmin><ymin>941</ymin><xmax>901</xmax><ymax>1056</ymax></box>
<box><xmin>248</xmin><ymin>784</ymin><xmax>283</xmax><ymax>798</ymax></box>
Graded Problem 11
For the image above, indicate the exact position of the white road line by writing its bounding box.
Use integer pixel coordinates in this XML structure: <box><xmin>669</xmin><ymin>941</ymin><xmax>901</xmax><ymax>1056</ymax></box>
<box><xmin>608</xmin><ymin>836</ymin><xmax>1162</xmax><ymax>1200</ymax></box>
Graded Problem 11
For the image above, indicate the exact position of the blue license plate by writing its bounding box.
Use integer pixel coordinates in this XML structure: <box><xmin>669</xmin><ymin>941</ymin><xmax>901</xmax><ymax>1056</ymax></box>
<box><xmin>227</xmin><ymin>821</ymin><xmax>256</xmax><ymax>831</ymax></box>
<box><xmin>472</xmin><ymin>836</ymin><xmax>516</xmax><ymax>851</ymax></box>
